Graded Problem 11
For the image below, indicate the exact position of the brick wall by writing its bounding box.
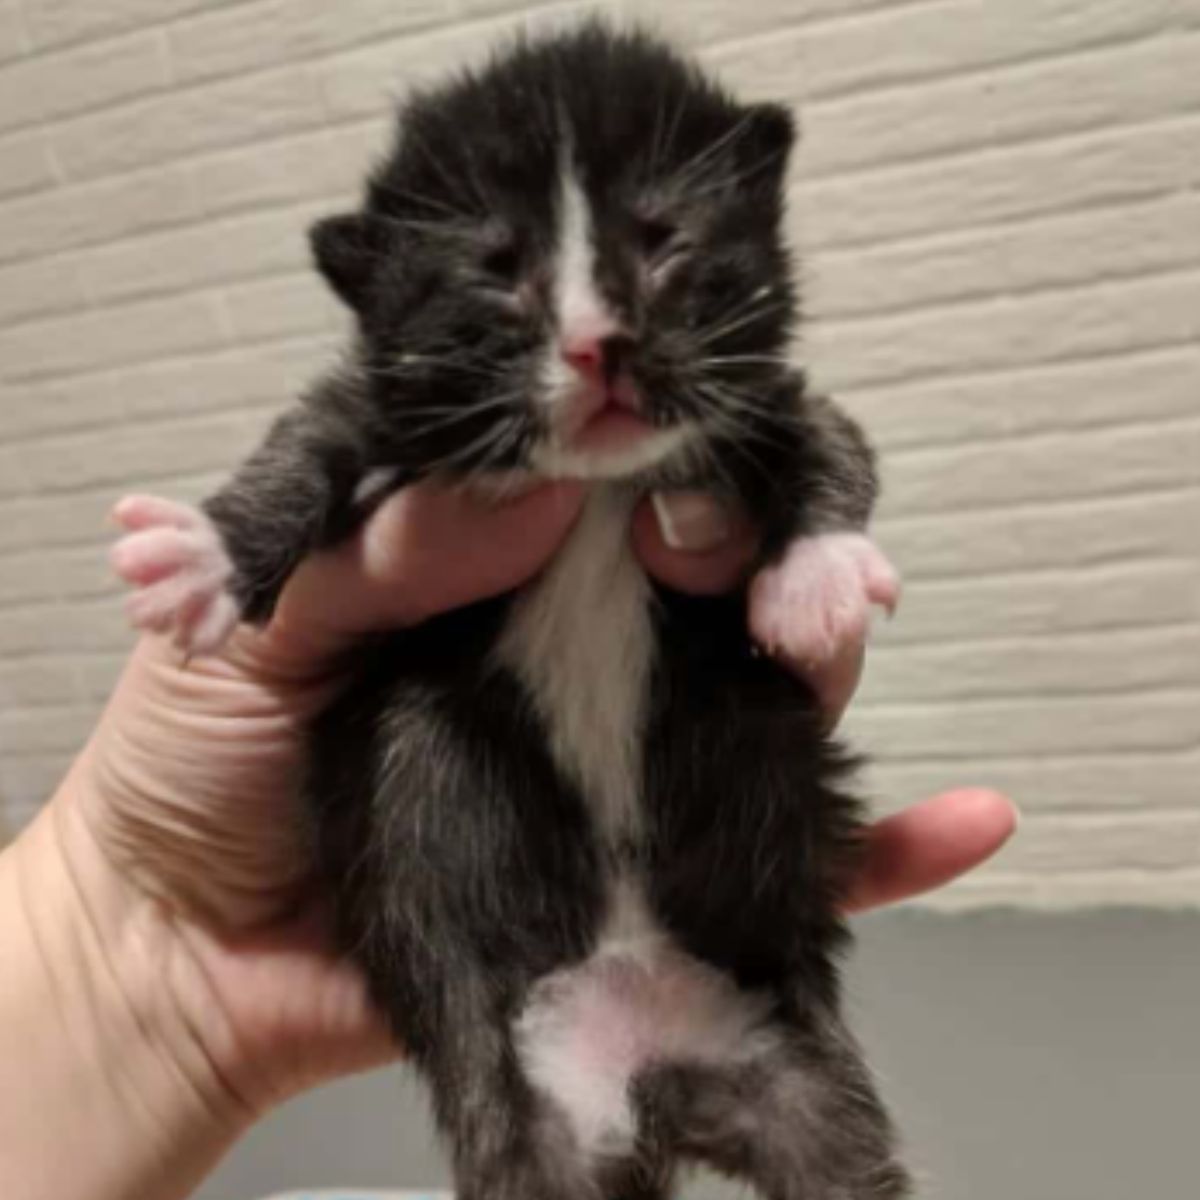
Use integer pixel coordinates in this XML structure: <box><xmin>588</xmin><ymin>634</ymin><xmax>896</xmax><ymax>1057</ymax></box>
<box><xmin>0</xmin><ymin>0</ymin><xmax>1196</xmax><ymax>903</ymax></box>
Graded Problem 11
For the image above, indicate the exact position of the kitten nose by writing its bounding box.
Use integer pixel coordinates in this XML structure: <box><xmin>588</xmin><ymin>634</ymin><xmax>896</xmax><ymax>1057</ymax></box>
<box><xmin>562</xmin><ymin>334</ymin><xmax>627</xmax><ymax>383</ymax></box>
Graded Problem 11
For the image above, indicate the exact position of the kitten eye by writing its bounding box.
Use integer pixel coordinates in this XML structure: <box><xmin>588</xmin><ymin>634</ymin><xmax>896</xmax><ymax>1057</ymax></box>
<box><xmin>480</xmin><ymin>240</ymin><xmax>521</xmax><ymax>284</ymax></box>
<box><xmin>636</xmin><ymin>216</ymin><xmax>680</xmax><ymax>260</ymax></box>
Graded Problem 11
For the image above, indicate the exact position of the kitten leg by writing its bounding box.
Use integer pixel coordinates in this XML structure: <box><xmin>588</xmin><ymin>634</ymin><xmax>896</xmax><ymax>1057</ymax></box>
<box><xmin>748</xmin><ymin>532</ymin><xmax>899</xmax><ymax>712</ymax></box>
<box><xmin>109</xmin><ymin>371</ymin><xmax>377</xmax><ymax>652</ymax></box>
<box><xmin>453</xmin><ymin>1113</ymin><xmax>601</xmax><ymax>1200</ymax></box>
<box><xmin>429</xmin><ymin>1031</ymin><xmax>604</xmax><ymax>1200</ymax></box>
<box><xmin>201</xmin><ymin>392</ymin><xmax>377</xmax><ymax>622</ymax></box>
<box><xmin>310</xmin><ymin>659</ymin><xmax>613</xmax><ymax>1200</ymax></box>
<box><xmin>640</xmin><ymin>1021</ymin><xmax>908</xmax><ymax>1200</ymax></box>
<box><xmin>110</xmin><ymin>495</ymin><xmax>241</xmax><ymax>657</ymax></box>
<box><xmin>713</xmin><ymin>382</ymin><xmax>895</xmax><ymax>711</ymax></box>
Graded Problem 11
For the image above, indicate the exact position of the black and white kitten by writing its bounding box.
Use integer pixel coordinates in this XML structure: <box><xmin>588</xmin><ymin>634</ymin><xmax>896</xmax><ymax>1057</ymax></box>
<box><xmin>113</xmin><ymin>24</ymin><xmax>907</xmax><ymax>1200</ymax></box>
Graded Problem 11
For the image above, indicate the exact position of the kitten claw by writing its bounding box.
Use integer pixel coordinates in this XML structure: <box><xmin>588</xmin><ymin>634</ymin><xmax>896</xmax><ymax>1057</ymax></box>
<box><xmin>748</xmin><ymin>533</ymin><xmax>899</xmax><ymax>708</ymax></box>
<box><xmin>110</xmin><ymin>495</ymin><xmax>241</xmax><ymax>658</ymax></box>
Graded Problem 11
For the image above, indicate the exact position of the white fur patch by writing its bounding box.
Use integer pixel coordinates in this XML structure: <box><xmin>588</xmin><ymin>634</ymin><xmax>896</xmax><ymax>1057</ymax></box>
<box><xmin>554</xmin><ymin>160</ymin><xmax>611</xmax><ymax>345</ymax></box>
<box><xmin>495</xmin><ymin>487</ymin><xmax>651</xmax><ymax>842</ymax></box>
<box><xmin>536</xmin><ymin>157</ymin><xmax>697</xmax><ymax>480</ymax></box>
<box><xmin>516</xmin><ymin>880</ymin><xmax>774</xmax><ymax>1160</ymax></box>
<box><xmin>536</xmin><ymin>157</ymin><xmax>614</xmax><ymax>449</ymax></box>
<box><xmin>533</xmin><ymin>424</ymin><xmax>693</xmax><ymax>481</ymax></box>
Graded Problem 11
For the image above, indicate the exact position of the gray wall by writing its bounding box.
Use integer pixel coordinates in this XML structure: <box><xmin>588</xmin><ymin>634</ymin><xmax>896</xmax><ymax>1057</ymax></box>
<box><xmin>195</xmin><ymin>911</ymin><xmax>1200</xmax><ymax>1200</ymax></box>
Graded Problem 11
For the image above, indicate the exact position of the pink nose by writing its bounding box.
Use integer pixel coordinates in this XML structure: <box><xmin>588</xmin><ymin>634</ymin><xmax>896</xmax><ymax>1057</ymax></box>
<box><xmin>561</xmin><ymin>335</ymin><xmax>609</xmax><ymax>380</ymax></box>
<box><xmin>564</xmin><ymin>332</ymin><xmax>635</xmax><ymax>383</ymax></box>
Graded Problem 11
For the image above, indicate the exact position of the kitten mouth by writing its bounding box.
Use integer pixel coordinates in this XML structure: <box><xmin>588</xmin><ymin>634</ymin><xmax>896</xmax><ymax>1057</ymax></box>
<box><xmin>572</xmin><ymin>406</ymin><xmax>654</xmax><ymax>453</ymax></box>
<box><xmin>536</xmin><ymin>372</ymin><xmax>692</xmax><ymax>480</ymax></box>
<box><xmin>564</xmin><ymin>377</ymin><xmax>654</xmax><ymax>453</ymax></box>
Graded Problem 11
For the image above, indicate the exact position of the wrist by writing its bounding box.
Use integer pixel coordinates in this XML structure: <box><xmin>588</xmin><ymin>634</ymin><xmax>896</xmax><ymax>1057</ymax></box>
<box><xmin>0</xmin><ymin>768</ymin><xmax>254</xmax><ymax>1200</ymax></box>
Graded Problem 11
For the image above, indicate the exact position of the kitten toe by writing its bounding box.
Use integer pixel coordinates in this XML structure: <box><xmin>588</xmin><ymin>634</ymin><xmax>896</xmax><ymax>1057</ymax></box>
<box><xmin>169</xmin><ymin>577</ymin><xmax>240</xmax><ymax>656</ymax></box>
<box><xmin>124</xmin><ymin>585</ymin><xmax>179</xmax><ymax>634</ymax></box>
<box><xmin>112</xmin><ymin>496</ymin><xmax>240</xmax><ymax>655</ymax></box>
<box><xmin>186</xmin><ymin>590</ymin><xmax>241</xmax><ymax>656</ymax></box>
<box><xmin>126</xmin><ymin>571</ymin><xmax>240</xmax><ymax>656</ymax></box>
<box><xmin>748</xmin><ymin>533</ymin><xmax>896</xmax><ymax>673</ymax></box>
<box><xmin>110</xmin><ymin>527</ymin><xmax>203</xmax><ymax>586</ymax></box>
<box><xmin>111</xmin><ymin>493</ymin><xmax>204</xmax><ymax>533</ymax></box>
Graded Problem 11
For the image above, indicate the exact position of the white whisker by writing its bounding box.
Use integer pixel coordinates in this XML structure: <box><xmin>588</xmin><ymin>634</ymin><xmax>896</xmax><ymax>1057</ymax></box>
<box><xmin>693</xmin><ymin>297</ymin><xmax>789</xmax><ymax>348</ymax></box>
<box><xmin>659</xmin><ymin>109</ymin><xmax>757</xmax><ymax>197</ymax></box>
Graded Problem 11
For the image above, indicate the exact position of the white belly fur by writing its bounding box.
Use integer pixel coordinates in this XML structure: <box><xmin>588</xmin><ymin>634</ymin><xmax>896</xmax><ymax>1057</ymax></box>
<box><xmin>496</xmin><ymin>488</ymin><xmax>773</xmax><ymax>1160</ymax></box>
<box><xmin>496</xmin><ymin>487</ymin><xmax>652</xmax><ymax>844</ymax></box>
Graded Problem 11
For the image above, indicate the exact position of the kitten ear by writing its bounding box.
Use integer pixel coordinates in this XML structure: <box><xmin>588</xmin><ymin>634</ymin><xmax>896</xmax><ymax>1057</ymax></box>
<box><xmin>310</xmin><ymin>213</ymin><xmax>383</xmax><ymax>310</ymax></box>
<box><xmin>740</xmin><ymin>102</ymin><xmax>795</xmax><ymax>190</ymax></box>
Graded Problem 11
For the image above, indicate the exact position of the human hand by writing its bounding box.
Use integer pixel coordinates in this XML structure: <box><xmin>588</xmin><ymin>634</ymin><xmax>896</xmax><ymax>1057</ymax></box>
<box><xmin>100</xmin><ymin>480</ymin><xmax>1014</xmax><ymax>1084</ymax></box>
<box><xmin>1</xmin><ymin>478</ymin><xmax>1014</xmax><ymax>1200</ymax></box>
<box><xmin>92</xmin><ymin>481</ymin><xmax>1013</xmax><ymax>1103</ymax></box>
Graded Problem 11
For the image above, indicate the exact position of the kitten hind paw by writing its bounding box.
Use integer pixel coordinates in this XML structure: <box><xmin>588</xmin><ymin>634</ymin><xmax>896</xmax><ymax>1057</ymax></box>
<box><xmin>110</xmin><ymin>495</ymin><xmax>241</xmax><ymax>657</ymax></box>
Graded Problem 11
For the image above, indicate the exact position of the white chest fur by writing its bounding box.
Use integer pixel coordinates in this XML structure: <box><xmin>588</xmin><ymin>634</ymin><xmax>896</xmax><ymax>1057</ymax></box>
<box><xmin>495</xmin><ymin>486</ymin><xmax>654</xmax><ymax>844</ymax></box>
<box><xmin>498</xmin><ymin>488</ymin><xmax>774</xmax><ymax>1162</ymax></box>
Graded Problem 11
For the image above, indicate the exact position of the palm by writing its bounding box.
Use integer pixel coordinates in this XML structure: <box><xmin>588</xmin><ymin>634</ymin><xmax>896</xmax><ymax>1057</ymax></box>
<box><xmin>176</xmin><ymin>903</ymin><xmax>396</xmax><ymax>1107</ymax></box>
<box><xmin>82</xmin><ymin>632</ymin><xmax>397</xmax><ymax>1106</ymax></box>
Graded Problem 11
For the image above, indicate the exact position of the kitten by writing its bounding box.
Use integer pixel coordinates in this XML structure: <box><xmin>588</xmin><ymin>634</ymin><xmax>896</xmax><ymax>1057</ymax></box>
<box><xmin>113</xmin><ymin>23</ymin><xmax>907</xmax><ymax>1200</ymax></box>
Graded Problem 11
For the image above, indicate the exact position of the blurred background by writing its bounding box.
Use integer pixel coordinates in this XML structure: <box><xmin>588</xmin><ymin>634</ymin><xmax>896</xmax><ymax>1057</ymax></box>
<box><xmin>0</xmin><ymin>0</ymin><xmax>1196</xmax><ymax>1196</ymax></box>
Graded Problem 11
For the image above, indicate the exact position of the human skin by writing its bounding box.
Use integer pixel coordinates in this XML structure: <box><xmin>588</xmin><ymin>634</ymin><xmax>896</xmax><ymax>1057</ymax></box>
<box><xmin>0</xmin><ymin>483</ymin><xmax>1016</xmax><ymax>1200</ymax></box>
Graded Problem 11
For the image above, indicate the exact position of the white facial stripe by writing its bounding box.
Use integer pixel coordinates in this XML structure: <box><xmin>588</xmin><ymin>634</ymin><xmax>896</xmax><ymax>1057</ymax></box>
<box><xmin>554</xmin><ymin>161</ymin><xmax>615</xmax><ymax>342</ymax></box>
<box><xmin>536</xmin><ymin>158</ymin><xmax>699</xmax><ymax>479</ymax></box>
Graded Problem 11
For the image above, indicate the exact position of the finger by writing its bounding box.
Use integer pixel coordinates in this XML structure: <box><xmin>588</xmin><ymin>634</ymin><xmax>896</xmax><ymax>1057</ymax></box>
<box><xmin>261</xmin><ymin>479</ymin><xmax>586</xmax><ymax>667</ymax></box>
<box><xmin>843</xmin><ymin>789</ymin><xmax>1019</xmax><ymax>914</ymax></box>
<box><xmin>632</xmin><ymin>492</ymin><xmax>760</xmax><ymax>595</ymax></box>
<box><xmin>859</xmin><ymin>547</ymin><xmax>902</xmax><ymax>617</ymax></box>
<box><xmin>351</xmin><ymin>479</ymin><xmax>586</xmax><ymax>624</ymax></box>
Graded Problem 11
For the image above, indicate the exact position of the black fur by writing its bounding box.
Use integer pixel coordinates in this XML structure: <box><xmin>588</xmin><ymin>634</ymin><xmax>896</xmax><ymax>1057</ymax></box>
<box><xmin>202</xmin><ymin>23</ymin><xmax>907</xmax><ymax>1200</ymax></box>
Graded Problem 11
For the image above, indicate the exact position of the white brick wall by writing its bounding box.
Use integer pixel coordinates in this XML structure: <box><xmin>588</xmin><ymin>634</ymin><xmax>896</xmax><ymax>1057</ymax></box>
<box><xmin>0</xmin><ymin>0</ymin><xmax>1196</xmax><ymax>905</ymax></box>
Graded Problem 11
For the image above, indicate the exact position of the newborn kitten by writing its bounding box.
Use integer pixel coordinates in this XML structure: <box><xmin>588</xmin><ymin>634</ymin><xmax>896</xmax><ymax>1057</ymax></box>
<box><xmin>113</xmin><ymin>23</ymin><xmax>906</xmax><ymax>1200</ymax></box>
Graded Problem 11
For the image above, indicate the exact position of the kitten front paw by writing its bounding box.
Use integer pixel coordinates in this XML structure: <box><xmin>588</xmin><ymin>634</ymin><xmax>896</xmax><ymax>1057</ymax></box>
<box><xmin>110</xmin><ymin>495</ymin><xmax>241</xmax><ymax>657</ymax></box>
<box><xmin>748</xmin><ymin>532</ymin><xmax>899</xmax><ymax>683</ymax></box>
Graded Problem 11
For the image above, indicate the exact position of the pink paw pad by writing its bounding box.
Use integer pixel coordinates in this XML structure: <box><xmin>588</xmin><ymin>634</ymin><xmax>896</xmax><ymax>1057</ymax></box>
<box><xmin>748</xmin><ymin>533</ymin><xmax>900</xmax><ymax>670</ymax></box>
<box><xmin>110</xmin><ymin>495</ymin><xmax>240</xmax><ymax>657</ymax></box>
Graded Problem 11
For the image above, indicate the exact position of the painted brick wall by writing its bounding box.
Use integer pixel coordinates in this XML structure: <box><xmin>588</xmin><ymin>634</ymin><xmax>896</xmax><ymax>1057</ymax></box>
<box><xmin>0</xmin><ymin>0</ymin><xmax>1196</xmax><ymax>905</ymax></box>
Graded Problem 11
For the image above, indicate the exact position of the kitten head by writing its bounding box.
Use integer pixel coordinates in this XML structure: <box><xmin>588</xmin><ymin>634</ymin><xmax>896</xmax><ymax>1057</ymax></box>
<box><xmin>313</xmin><ymin>22</ymin><xmax>797</xmax><ymax>482</ymax></box>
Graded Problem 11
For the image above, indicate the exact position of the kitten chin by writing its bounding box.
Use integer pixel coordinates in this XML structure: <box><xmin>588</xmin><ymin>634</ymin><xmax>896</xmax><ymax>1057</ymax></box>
<box><xmin>531</xmin><ymin>421</ymin><xmax>699</xmax><ymax>482</ymax></box>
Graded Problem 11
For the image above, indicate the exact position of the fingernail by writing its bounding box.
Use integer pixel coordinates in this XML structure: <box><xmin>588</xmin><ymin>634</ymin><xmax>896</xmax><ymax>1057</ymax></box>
<box><xmin>651</xmin><ymin>491</ymin><xmax>732</xmax><ymax>552</ymax></box>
